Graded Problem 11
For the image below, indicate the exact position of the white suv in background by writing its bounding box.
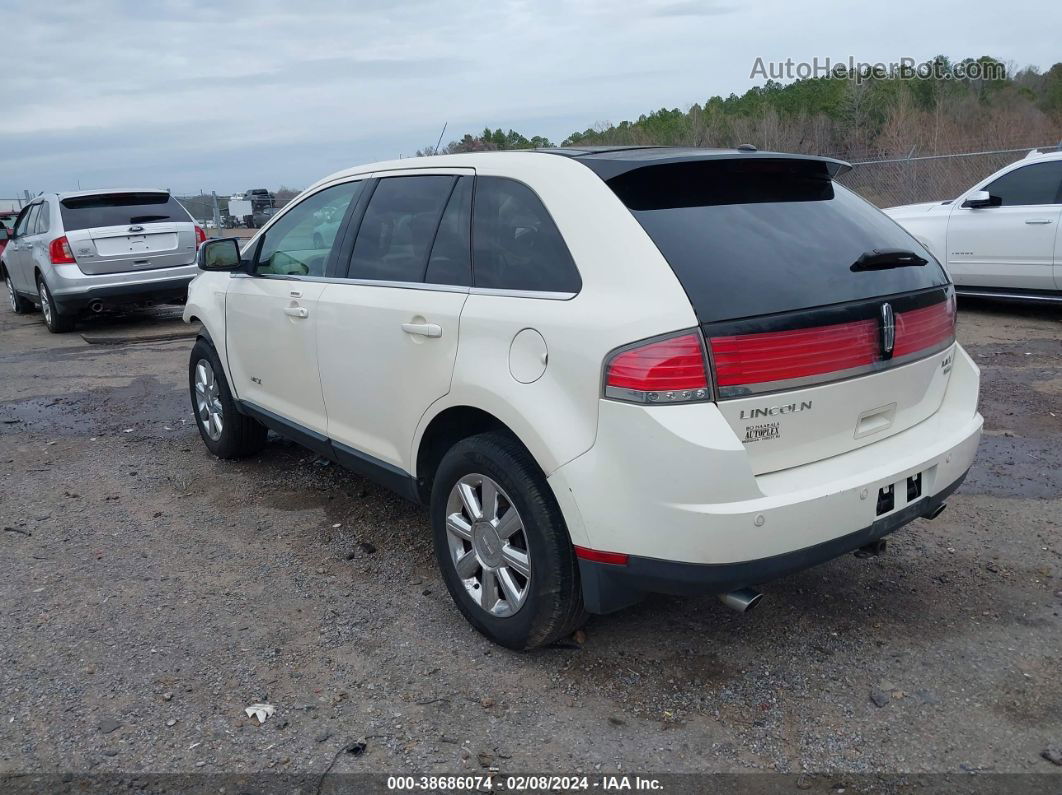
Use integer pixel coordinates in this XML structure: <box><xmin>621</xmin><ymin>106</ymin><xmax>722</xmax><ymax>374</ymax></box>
<box><xmin>885</xmin><ymin>150</ymin><xmax>1062</xmax><ymax>302</ymax></box>
<box><xmin>2</xmin><ymin>190</ymin><xmax>204</xmax><ymax>332</ymax></box>
<box><xmin>185</xmin><ymin>147</ymin><xmax>983</xmax><ymax>649</ymax></box>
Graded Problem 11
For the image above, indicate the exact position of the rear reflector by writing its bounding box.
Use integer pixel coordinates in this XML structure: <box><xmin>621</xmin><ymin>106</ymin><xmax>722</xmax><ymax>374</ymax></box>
<box><xmin>604</xmin><ymin>332</ymin><xmax>710</xmax><ymax>404</ymax></box>
<box><xmin>707</xmin><ymin>295</ymin><xmax>955</xmax><ymax>397</ymax></box>
<box><xmin>574</xmin><ymin>546</ymin><xmax>629</xmax><ymax>565</ymax></box>
<box><xmin>49</xmin><ymin>235</ymin><xmax>76</xmax><ymax>264</ymax></box>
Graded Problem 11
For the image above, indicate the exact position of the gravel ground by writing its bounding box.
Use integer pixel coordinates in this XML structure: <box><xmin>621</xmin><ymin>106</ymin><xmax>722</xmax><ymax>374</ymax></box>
<box><xmin>0</xmin><ymin>299</ymin><xmax>1059</xmax><ymax>788</ymax></box>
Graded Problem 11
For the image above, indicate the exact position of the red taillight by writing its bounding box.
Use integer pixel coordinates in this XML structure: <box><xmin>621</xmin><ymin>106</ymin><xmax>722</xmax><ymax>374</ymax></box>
<box><xmin>604</xmin><ymin>332</ymin><xmax>709</xmax><ymax>403</ymax></box>
<box><xmin>574</xmin><ymin>546</ymin><xmax>629</xmax><ymax>565</ymax></box>
<box><xmin>893</xmin><ymin>296</ymin><xmax>955</xmax><ymax>358</ymax></box>
<box><xmin>194</xmin><ymin>225</ymin><xmax>207</xmax><ymax>249</ymax></box>
<box><xmin>707</xmin><ymin>295</ymin><xmax>956</xmax><ymax>397</ymax></box>
<box><xmin>711</xmin><ymin>319</ymin><xmax>879</xmax><ymax>387</ymax></box>
<box><xmin>49</xmin><ymin>236</ymin><xmax>76</xmax><ymax>264</ymax></box>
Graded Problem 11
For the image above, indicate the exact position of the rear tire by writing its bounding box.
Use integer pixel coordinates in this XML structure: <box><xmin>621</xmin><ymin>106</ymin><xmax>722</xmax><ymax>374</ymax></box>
<box><xmin>189</xmin><ymin>338</ymin><xmax>267</xmax><ymax>459</ymax></box>
<box><xmin>37</xmin><ymin>276</ymin><xmax>74</xmax><ymax>333</ymax></box>
<box><xmin>431</xmin><ymin>432</ymin><xmax>586</xmax><ymax>649</ymax></box>
<box><xmin>5</xmin><ymin>271</ymin><xmax>32</xmax><ymax>314</ymax></box>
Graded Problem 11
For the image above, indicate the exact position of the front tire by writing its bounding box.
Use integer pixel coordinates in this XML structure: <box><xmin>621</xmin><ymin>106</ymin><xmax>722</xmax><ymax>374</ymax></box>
<box><xmin>431</xmin><ymin>432</ymin><xmax>585</xmax><ymax>649</ymax></box>
<box><xmin>5</xmin><ymin>271</ymin><xmax>33</xmax><ymax>314</ymax></box>
<box><xmin>189</xmin><ymin>338</ymin><xmax>267</xmax><ymax>459</ymax></box>
<box><xmin>37</xmin><ymin>276</ymin><xmax>74</xmax><ymax>332</ymax></box>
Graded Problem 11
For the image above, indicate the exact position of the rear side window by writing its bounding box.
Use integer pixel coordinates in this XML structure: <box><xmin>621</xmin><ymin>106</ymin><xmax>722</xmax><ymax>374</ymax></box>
<box><xmin>607</xmin><ymin>158</ymin><xmax>949</xmax><ymax>323</ymax></box>
<box><xmin>472</xmin><ymin>177</ymin><xmax>580</xmax><ymax>293</ymax></box>
<box><xmin>984</xmin><ymin>161</ymin><xmax>1062</xmax><ymax>206</ymax></box>
<box><xmin>425</xmin><ymin>177</ymin><xmax>473</xmax><ymax>286</ymax></box>
<box><xmin>348</xmin><ymin>176</ymin><xmax>455</xmax><ymax>283</ymax></box>
<box><xmin>59</xmin><ymin>193</ymin><xmax>190</xmax><ymax>231</ymax></box>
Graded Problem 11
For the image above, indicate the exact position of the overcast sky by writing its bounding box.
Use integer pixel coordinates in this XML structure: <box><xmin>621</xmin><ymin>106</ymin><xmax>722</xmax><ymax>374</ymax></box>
<box><xmin>2</xmin><ymin>0</ymin><xmax>1058</xmax><ymax>196</ymax></box>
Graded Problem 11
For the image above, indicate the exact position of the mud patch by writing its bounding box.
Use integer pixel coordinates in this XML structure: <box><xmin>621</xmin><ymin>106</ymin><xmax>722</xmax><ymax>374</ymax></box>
<box><xmin>0</xmin><ymin>376</ymin><xmax>189</xmax><ymax>438</ymax></box>
<box><xmin>0</xmin><ymin>395</ymin><xmax>94</xmax><ymax>434</ymax></box>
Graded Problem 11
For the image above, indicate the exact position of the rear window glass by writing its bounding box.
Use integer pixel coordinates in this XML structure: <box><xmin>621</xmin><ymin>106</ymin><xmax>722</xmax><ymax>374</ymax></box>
<box><xmin>607</xmin><ymin>159</ymin><xmax>949</xmax><ymax>323</ymax></box>
<box><xmin>59</xmin><ymin>193</ymin><xmax>189</xmax><ymax>231</ymax></box>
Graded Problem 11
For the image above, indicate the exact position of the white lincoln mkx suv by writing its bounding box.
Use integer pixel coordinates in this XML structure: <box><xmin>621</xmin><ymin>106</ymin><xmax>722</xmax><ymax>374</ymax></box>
<box><xmin>185</xmin><ymin>147</ymin><xmax>983</xmax><ymax>649</ymax></box>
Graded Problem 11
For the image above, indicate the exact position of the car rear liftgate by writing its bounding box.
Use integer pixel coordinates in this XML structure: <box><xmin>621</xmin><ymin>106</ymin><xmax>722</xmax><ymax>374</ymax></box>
<box><xmin>705</xmin><ymin>285</ymin><xmax>956</xmax><ymax>474</ymax></box>
<box><xmin>59</xmin><ymin>192</ymin><xmax>198</xmax><ymax>275</ymax></box>
<box><xmin>593</xmin><ymin>153</ymin><xmax>957</xmax><ymax>475</ymax></box>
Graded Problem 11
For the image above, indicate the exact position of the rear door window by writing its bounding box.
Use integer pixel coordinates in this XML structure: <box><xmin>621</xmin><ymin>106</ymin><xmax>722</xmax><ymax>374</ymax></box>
<box><xmin>347</xmin><ymin>175</ymin><xmax>455</xmax><ymax>283</ymax></box>
<box><xmin>425</xmin><ymin>176</ymin><xmax>473</xmax><ymax>286</ymax></box>
<box><xmin>472</xmin><ymin>177</ymin><xmax>580</xmax><ymax>293</ymax></box>
<box><xmin>22</xmin><ymin>204</ymin><xmax>40</xmax><ymax>236</ymax></box>
<box><xmin>254</xmin><ymin>180</ymin><xmax>363</xmax><ymax>277</ymax></box>
<box><xmin>59</xmin><ymin>193</ymin><xmax>191</xmax><ymax>231</ymax></box>
<box><xmin>983</xmin><ymin>161</ymin><xmax>1062</xmax><ymax>206</ymax></box>
<box><xmin>606</xmin><ymin>158</ymin><xmax>949</xmax><ymax>323</ymax></box>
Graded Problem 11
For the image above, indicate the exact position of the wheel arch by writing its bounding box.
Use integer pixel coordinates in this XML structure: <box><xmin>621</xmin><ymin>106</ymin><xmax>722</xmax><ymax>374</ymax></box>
<box><xmin>414</xmin><ymin>405</ymin><xmax>543</xmax><ymax>505</ymax></box>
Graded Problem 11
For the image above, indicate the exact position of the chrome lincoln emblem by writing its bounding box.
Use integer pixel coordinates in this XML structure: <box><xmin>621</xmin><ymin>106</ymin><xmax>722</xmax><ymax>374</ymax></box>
<box><xmin>880</xmin><ymin>302</ymin><xmax>895</xmax><ymax>358</ymax></box>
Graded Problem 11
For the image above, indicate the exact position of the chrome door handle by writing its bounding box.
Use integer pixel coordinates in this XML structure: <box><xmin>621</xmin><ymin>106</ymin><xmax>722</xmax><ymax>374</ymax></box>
<box><xmin>401</xmin><ymin>322</ymin><xmax>442</xmax><ymax>338</ymax></box>
<box><xmin>1025</xmin><ymin>218</ymin><xmax>1053</xmax><ymax>224</ymax></box>
<box><xmin>284</xmin><ymin>306</ymin><xmax>309</xmax><ymax>318</ymax></box>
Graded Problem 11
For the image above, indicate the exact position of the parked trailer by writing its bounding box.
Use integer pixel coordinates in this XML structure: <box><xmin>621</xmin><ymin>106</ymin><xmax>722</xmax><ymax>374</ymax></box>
<box><xmin>227</xmin><ymin>199</ymin><xmax>254</xmax><ymax>228</ymax></box>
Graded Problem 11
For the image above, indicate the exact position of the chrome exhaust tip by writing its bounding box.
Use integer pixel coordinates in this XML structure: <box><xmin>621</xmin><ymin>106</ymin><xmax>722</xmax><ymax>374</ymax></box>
<box><xmin>718</xmin><ymin>587</ymin><xmax>763</xmax><ymax>613</ymax></box>
<box><xmin>88</xmin><ymin>300</ymin><xmax>104</xmax><ymax>313</ymax></box>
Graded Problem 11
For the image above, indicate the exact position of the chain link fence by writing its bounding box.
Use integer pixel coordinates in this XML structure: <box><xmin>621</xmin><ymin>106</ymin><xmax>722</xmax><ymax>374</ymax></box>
<box><xmin>836</xmin><ymin>144</ymin><xmax>1062</xmax><ymax>208</ymax></box>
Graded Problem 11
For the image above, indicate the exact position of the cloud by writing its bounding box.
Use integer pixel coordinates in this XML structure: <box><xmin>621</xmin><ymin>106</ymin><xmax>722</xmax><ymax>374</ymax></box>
<box><xmin>650</xmin><ymin>1</ymin><xmax>735</xmax><ymax>17</ymax></box>
<box><xmin>0</xmin><ymin>0</ymin><xmax>1057</xmax><ymax>195</ymax></box>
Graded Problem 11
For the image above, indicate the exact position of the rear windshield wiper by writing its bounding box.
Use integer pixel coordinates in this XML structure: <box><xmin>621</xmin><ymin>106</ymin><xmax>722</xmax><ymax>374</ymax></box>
<box><xmin>850</xmin><ymin>249</ymin><xmax>928</xmax><ymax>272</ymax></box>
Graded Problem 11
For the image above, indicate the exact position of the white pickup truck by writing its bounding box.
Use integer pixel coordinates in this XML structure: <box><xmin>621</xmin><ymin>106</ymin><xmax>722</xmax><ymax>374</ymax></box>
<box><xmin>885</xmin><ymin>150</ymin><xmax>1062</xmax><ymax>302</ymax></box>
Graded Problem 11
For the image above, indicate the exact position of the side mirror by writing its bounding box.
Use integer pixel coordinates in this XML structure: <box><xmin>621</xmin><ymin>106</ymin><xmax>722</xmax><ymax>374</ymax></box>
<box><xmin>962</xmin><ymin>190</ymin><xmax>1001</xmax><ymax>209</ymax></box>
<box><xmin>197</xmin><ymin>237</ymin><xmax>242</xmax><ymax>271</ymax></box>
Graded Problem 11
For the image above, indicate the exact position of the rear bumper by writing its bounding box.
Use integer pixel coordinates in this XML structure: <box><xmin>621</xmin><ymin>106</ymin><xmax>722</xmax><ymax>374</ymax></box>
<box><xmin>46</xmin><ymin>263</ymin><xmax>196</xmax><ymax>311</ymax></box>
<box><xmin>548</xmin><ymin>344</ymin><xmax>983</xmax><ymax>613</ymax></box>
<box><xmin>578</xmin><ymin>468</ymin><xmax>967</xmax><ymax>613</ymax></box>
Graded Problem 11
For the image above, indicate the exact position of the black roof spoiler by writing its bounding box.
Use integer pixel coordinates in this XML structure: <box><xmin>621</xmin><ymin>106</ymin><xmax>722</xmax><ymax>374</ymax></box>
<box><xmin>537</xmin><ymin>146</ymin><xmax>852</xmax><ymax>180</ymax></box>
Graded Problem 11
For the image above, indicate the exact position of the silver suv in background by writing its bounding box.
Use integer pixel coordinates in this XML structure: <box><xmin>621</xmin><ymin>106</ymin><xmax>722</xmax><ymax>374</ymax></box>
<box><xmin>1</xmin><ymin>190</ymin><xmax>204</xmax><ymax>332</ymax></box>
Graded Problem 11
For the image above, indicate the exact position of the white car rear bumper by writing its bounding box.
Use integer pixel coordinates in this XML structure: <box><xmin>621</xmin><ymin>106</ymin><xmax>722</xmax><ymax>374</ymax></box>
<box><xmin>549</xmin><ymin>345</ymin><xmax>982</xmax><ymax>612</ymax></box>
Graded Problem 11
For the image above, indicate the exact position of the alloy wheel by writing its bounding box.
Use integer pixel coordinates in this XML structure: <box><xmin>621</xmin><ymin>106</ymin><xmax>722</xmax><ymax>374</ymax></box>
<box><xmin>39</xmin><ymin>283</ymin><xmax>52</xmax><ymax>325</ymax></box>
<box><xmin>6</xmin><ymin>276</ymin><xmax>15</xmax><ymax>312</ymax></box>
<box><xmin>194</xmin><ymin>359</ymin><xmax>224</xmax><ymax>440</ymax></box>
<box><xmin>445</xmin><ymin>473</ymin><xmax>531</xmax><ymax>617</ymax></box>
